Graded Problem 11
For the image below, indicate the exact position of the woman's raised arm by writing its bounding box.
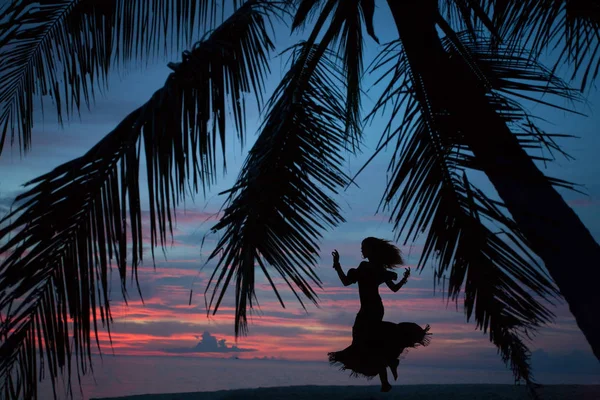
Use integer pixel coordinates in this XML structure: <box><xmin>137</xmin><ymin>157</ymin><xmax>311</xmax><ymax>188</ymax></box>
<box><xmin>386</xmin><ymin>268</ymin><xmax>410</xmax><ymax>292</ymax></box>
<box><xmin>332</xmin><ymin>250</ymin><xmax>352</xmax><ymax>286</ymax></box>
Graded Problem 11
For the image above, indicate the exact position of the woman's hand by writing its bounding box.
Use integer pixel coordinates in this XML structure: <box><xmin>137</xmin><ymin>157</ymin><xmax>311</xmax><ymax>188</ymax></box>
<box><xmin>386</xmin><ymin>268</ymin><xmax>409</xmax><ymax>293</ymax></box>
<box><xmin>332</xmin><ymin>250</ymin><xmax>340</xmax><ymax>267</ymax></box>
<box><xmin>332</xmin><ymin>250</ymin><xmax>350</xmax><ymax>285</ymax></box>
<box><xmin>401</xmin><ymin>268</ymin><xmax>410</xmax><ymax>283</ymax></box>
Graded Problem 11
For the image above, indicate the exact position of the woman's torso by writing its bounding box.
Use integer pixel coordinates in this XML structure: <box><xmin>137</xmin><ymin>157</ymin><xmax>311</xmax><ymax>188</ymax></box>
<box><xmin>353</xmin><ymin>262</ymin><xmax>390</xmax><ymax>321</ymax></box>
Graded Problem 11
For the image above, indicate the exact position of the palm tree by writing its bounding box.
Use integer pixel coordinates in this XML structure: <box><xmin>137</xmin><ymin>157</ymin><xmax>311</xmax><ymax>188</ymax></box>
<box><xmin>0</xmin><ymin>0</ymin><xmax>599</xmax><ymax>398</ymax></box>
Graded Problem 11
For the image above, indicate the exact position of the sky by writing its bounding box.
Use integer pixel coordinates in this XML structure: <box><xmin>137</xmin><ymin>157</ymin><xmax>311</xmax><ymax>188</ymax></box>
<box><xmin>1</xmin><ymin>2</ymin><xmax>600</xmax><ymax>398</ymax></box>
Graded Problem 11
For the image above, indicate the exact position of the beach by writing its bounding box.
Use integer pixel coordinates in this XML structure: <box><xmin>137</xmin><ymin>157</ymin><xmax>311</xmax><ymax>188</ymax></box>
<box><xmin>41</xmin><ymin>355</ymin><xmax>597</xmax><ymax>399</ymax></box>
<box><xmin>92</xmin><ymin>384</ymin><xmax>600</xmax><ymax>400</ymax></box>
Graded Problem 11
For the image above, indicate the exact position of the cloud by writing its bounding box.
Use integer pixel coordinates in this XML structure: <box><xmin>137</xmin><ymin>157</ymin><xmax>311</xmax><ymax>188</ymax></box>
<box><xmin>164</xmin><ymin>331</ymin><xmax>256</xmax><ymax>354</ymax></box>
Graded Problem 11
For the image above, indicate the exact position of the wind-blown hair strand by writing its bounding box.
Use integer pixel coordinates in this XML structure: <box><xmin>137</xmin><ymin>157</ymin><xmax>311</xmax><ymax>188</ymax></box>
<box><xmin>362</xmin><ymin>237</ymin><xmax>404</xmax><ymax>268</ymax></box>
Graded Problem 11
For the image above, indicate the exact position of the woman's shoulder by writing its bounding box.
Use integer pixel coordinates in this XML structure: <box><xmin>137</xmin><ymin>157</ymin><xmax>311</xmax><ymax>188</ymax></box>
<box><xmin>348</xmin><ymin>262</ymin><xmax>369</xmax><ymax>283</ymax></box>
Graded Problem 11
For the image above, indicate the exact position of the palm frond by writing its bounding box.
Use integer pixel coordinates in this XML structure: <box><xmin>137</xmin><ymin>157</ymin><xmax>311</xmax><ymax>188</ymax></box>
<box><xmin>331</xmin><ymin>0</ymin><xmax>378</xmax><ymax>149</ymax></box>
<box><xmin>485</xmin><ymin>0</ymin><xmax>600</xmax><ymax>91</ymax></box>
<box><xmin>1</xmin><ymin>0</ymin><xmax>114</xmax><ymax>155</ymax></box>
<box><xmin>0</xmin><ymin>0</ymin><xmax>234</xmax><ymax>158</ymax></box>
<box><xmin>439</xmin><ymin>30</ymin><xmax>583</xmax><ymax>162</ymax></box>
<box><xmin>371</xmin><ymin>2</ymin><xmax>580</xmax><ymax>387</ymax></box>
<box><xmin>114</xmin><ymin>0</ymin><xmax>234</xmax><ymax>62</ymax></box>
<box><xmin>290</xmin><ymin>0</ymin><xmax>378</xmax><ymax>149</ymax></box>
<box><xmin>370</xmin><ymin>48</ymin><xmax>556</xmax><ymax>391</ymax></box>
<box><xmin>290</xmin><ymin>0</ymin><xmax>324</xmax><ymax>30</ymax></box>
<box><xmin>438</xmin><ymin>0</ymin><xmax>499</xmax><ymax>41</ymax></box>
<box><xmin>206</xmin><ymin>43</ymin><xmax>350</xmax><ymax>337</ymax></box>
<box><xmin>0</xmin><ymin>2</ymin><xmax>275</xmax><ymax>398</ymax></box>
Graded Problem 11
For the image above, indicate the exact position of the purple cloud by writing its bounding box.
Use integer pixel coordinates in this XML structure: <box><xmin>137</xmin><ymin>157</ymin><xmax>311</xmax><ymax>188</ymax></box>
<box><xmin>165</xmin><ymin>331</ymin><xmax>256</xmax><ymax>354</ymax></box>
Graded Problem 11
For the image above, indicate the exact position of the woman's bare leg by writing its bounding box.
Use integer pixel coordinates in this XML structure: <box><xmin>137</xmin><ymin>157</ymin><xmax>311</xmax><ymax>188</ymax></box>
<box><xmin>379</xmin><ymin>368</ymin><xmax>392</xmax><ymax>392</ymax></box>
<box><xmin>390</xmin><ymin>359</ymin><xmax>399</xmax><ymax>381</ymax></box>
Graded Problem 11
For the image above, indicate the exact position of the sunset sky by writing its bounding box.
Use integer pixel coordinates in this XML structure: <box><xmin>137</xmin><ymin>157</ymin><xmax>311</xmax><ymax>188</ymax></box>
<box><xmin>1</xmin><ymin>4</ymin><xmax>600</xmax><ymax>396</ymax></box>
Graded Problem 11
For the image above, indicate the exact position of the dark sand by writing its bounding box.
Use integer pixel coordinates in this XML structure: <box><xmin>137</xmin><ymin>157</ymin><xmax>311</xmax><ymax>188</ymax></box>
<box><xmin>93</xmin><ymin>384</ymin><xmax>600</xmax><ymax>400</ymax></box>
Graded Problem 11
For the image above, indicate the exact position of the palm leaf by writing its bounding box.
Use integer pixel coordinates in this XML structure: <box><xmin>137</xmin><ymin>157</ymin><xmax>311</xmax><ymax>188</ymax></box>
<box><xmin>439</xmin><ymin>30</ymin><xmax>582</xmax><ymax>162</ymax></box>
<box><xmin>371</xmin><ymin>54</ymin><xmax>550</xmax><ymax>393</ymax></box>
<box><xmin>368</xmin><ymin>6</ymin><xmax>580</xmax><ymax>388</ymax></box>
<box><xmin>205</xmin><ymin>43</ymin><xmax>350</xmax><ymax>337</ymax></box>
<box><xmin>290</xmin><ymin>0</ymin><xmax>378</xmax><ymax>149</ymax></box>
<box><xmin>484</xmin><ymin>0</ymin><xmax>600</xmax><ymax>90</ymax></box>
<box><xmin>0</xmin><ymin>0</ymin><xmax>232</xmax><ymax>158</ymax></box>
<box><xmin>438</xmin><ymin>0</ymin><xmax>500</xmax><ymax>41</ymax></box>
<box><xmin>330</xmin><ymin>0</ymin><xmax>378</xmax><ymax>149</ymax></box>
<box><xmin>289</xmin><ymin>0</ymin><xmax>323</xmax><ymax>30</ymax></box>
<box><xmin>0</xmin><ymin>2</ymin><xmax>275</xmax><ymax>397</ymax></box>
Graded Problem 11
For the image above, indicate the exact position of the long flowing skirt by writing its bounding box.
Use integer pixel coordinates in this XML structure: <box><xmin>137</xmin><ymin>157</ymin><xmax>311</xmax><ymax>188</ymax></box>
<box><xmin>328</xmin><ymin>321</ymin><xmax>431</xmax><ymax>378</ymax></box>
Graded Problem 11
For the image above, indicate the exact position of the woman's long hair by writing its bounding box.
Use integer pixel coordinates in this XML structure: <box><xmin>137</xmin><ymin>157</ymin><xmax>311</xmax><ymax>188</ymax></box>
<box><xmin>362</xmin><ymin>237</ymin><xmax>404</xmax><ymax>269</ymax></box>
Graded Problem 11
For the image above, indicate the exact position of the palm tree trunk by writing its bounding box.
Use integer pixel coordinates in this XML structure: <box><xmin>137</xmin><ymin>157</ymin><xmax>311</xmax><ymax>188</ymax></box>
<box><xmin>387</xmin><ymin>0</ymin><xmax>600</xmax><ymax>361</ymax></box>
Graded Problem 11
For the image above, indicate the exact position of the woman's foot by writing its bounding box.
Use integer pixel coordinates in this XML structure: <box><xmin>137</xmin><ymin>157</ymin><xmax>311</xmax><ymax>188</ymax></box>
<box><xmin>390</xmin><ymin>359</ymin><xmax>399</xmax><ymax>381</ymax></box>
<box><xmin>381</xmin><ymin>382</ymin><xmax>392</xmax><ymax>392</ymax></box>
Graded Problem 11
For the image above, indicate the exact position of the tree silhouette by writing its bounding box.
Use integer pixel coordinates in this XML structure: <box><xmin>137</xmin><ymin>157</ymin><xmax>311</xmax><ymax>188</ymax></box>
<box><xmin>0</xmin><ymin>0</ymin><xmax>599</xmax><ymax>398</ymax></box>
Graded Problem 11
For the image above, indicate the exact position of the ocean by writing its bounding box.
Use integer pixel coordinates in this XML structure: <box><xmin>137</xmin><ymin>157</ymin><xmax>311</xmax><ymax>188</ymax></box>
<box><xmin>36</xmin><ymin>356</ymin><xmax>600</xmax><ymax>400</ymax></box>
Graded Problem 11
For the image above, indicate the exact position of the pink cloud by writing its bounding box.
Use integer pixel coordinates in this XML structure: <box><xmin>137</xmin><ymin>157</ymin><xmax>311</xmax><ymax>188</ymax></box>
<box><xmin>17</xmin><ymin>247</ymin><xmax>581</xmax><ymax>369</ymax></box>
<box><xmin>134</xmin><ymin>265</ymin><xmax>204</xmax><ymax>282</ymax></box>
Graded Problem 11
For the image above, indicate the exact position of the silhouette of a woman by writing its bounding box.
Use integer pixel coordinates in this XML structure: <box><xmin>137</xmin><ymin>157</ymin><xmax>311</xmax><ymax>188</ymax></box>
<box><xmin>328</xmin><ymin>237</ymin><xmax>431</xmax><ymax>392</ymax></box>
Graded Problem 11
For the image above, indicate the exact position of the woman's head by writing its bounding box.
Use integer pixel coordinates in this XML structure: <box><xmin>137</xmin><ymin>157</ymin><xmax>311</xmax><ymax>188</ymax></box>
<box><xmin>361</xmin><ymin>237</ymin><xmax>404</xmax><ymax>268</ymax></box>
